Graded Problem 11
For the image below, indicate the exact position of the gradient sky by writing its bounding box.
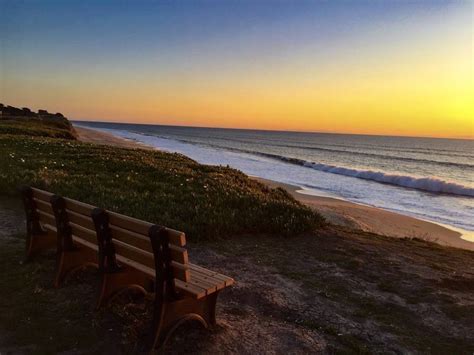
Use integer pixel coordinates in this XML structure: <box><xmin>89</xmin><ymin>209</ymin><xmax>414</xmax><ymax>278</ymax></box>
<box><xmin>1</xmin><ymin>0</ymin><xmax>472</xmax><ymax>138</ymax></box>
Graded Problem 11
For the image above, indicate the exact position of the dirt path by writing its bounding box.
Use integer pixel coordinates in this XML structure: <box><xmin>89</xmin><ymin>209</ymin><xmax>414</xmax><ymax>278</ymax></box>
<box><xmin>0</xmin><ymin>198</ymin><xmax>324</xmax><ymax>353</ymax></box>
<box><xmin>0</xmin><ymin>197</ymin><xmax>24</xmax><ymax>238</ymax></box>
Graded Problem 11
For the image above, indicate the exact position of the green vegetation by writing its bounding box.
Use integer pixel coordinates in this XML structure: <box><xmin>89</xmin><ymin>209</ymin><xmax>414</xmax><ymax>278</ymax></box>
<box><xmin>0</xmin><ymin>118</ymin><xmax>76</xmax><ymax>140</ymax></box>
<box><xmin>0</xmin><ymin>120</ymin><xmax>323</xmax><ymax>240</ymax></box>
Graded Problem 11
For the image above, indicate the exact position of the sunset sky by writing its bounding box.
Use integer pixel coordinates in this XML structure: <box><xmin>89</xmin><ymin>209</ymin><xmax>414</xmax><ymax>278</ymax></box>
<box><xmin>1</xmin><ymin>0</ymin><xmax>473</xmax><ymax>138</ymax></box>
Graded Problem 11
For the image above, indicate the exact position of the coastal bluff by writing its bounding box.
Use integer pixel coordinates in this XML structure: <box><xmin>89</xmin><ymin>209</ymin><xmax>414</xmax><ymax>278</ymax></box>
<box><xmin>0</xmin><ymin>103</ymin><xmax>77</xmax><ymax>139</ymax></box>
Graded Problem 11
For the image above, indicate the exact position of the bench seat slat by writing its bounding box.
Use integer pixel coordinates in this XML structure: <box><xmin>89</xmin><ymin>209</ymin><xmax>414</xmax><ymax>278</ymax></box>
<box><xmin>189</xmin><ymin>269</ymin><xmax>228</xmax><ymax>291</ymax></box>
<box><xmin>189</xmin><ymin>264</ymin><xmax>234</xmax><ymax>286</ymax></box>
<box><xmin>174</xmin><ymin>279</ymin><xmax>207</xmax><ymax>299</ymax></box>
<box><xmin>108</xmin><ymin>254</ymin><xmax>230</xmax><ymax>300</ymax></box>
<box><xmin>188</xmin><ymin>273</ymin><xmax>220</xmax><ymax>293</ymax></box>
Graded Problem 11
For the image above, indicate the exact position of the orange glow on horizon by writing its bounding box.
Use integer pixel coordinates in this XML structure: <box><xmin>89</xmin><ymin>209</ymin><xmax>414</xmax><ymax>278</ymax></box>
<box><xmin>2</xmin><ymin>2</ymin><xmax>472</xmax><ymax>139</ymax></box>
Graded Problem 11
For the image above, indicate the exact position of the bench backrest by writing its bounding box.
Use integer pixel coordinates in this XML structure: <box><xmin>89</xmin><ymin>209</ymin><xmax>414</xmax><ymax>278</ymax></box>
<box><xmin>30</xmin><ymin>188</ymin><xmax>55</xmax><ymax>231</ymax></box>
<box><xmin>28</xmin><ymin>187</ymin><xmax>190</xmax><ymax>283</ymax></box>
<box><xmin>31</xmin><ymin>188</ymin><xmax>98</xmax><ymax>248</ymax></box>
<box><xmin>106</xmin><ymin>211</ymin><xmax>190</xmax><ymax>282</ymax></box>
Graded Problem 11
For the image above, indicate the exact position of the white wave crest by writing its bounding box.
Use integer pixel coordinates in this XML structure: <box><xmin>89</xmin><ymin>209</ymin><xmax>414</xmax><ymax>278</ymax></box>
<box><xmin>303</xmin><ymin>162</ymin><xmax>474</xmax><ymax>197</ymax></box>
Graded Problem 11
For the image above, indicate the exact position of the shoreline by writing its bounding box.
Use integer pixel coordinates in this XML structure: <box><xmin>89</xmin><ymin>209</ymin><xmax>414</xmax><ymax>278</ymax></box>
<box><xmin>74</xmin><ymin>124</ymin><xmax>474</xmax><ymax>251</ymax></box>
<box><xmin>74</xmin><ymin>126</ymin><xmax>155</xmax><ymax>150</ymax></box>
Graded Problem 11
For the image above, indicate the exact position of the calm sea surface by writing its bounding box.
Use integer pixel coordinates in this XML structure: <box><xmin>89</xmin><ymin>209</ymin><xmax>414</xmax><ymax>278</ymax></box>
<box><xmin>75</xmin><ymin>122</ymin><xmax>474</xmax><ymax>234</ymax></box>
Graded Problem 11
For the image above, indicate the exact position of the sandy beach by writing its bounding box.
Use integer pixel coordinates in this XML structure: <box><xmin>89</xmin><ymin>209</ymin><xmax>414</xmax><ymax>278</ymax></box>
<box><xmin>74</xmin><ymin>126</ymin><xmax>154</xmax><ymax>150</ymax></box>
<box><xmin>74</xmin><ymin>124</ymin><xmax>473</xmax><ymax>251</ymax></box>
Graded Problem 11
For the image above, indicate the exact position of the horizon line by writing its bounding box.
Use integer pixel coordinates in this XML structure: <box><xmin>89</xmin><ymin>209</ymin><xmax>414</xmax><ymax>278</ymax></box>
<box><xmin>72</xmin><ymin>118</ymin><xmax>474</xmax><ymax>141</ymax></box>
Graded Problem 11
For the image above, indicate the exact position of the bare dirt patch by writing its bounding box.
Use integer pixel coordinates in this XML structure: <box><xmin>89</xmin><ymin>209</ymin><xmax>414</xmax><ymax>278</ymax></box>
<box><xmin>1</xmin><ymin>198</ymin><xmax>473</xmax><ymax>354</ymax></box>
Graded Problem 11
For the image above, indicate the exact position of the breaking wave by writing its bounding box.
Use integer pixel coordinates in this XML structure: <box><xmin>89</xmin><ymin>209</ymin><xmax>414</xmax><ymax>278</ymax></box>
<box><xmin>303</xmin><ymin>162</ymin><xmax>474</xmax><ymax>197</ymax></box>
<box><xmin>252</xmin><ymin>152</ymin><xmax>474</xmax><ymax>197</ymax></box>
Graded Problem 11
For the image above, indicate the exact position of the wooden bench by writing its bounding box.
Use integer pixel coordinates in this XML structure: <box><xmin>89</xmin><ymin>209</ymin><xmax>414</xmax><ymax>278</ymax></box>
<box><xmin>22</xmin><ymin>186</ymin><xmax>100</xmax><ymax>286</ymax></box>
<box><xmin>21</xmin><ymin>186</ymin><xmax>235</xmax><ymax>350</ymax></box>
<box><xmin>21</xmin><ymin>187</ymin><xmax>57</xmax><ymax>260</ymax></box>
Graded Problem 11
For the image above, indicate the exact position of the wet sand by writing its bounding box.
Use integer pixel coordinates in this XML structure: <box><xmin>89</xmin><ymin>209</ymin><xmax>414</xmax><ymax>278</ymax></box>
<box><xmin>74</xmin><ymin>124</ymin><xmax>473</xmax><ymax>251</ymax></box>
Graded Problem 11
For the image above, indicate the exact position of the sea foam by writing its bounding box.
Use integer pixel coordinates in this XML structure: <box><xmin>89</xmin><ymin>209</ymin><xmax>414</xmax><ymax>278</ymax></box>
<box><xmin>302</xmin><ymin>162</ymin><xmax>474</xmax><ymax>197</ymax></box>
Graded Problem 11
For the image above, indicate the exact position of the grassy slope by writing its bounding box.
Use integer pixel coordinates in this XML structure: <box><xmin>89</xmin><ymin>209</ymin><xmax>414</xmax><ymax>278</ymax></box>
<box><xmin>0</xmin><ymin>123</ymin><xmax>323</xmax><ymax>240</ymax></box>
<box><xmin>0</xmin><ymin>118</ymin><xmax>77</xmax><ymax>140</ymax></box>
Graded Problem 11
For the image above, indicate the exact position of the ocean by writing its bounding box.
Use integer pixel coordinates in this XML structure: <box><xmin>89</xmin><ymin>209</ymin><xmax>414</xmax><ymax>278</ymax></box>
<box><xmin>74</xmin><ymin>121</ymin><xmax>474</xmax><ymax>236</ymax></box>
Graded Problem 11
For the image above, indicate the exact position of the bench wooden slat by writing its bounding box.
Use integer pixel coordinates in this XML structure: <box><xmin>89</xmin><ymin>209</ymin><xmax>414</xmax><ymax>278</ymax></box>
<box><xmin>43</xmin><ymin>224</ymin><xmax>57</xmax><ymax>233</ymax></box>
<box><xmin>169</xmin><ymin>245</ymin><xmax>189</xmax><ymax>265</ymax></box>
<box><xmin>31</xmin><ymin>188</ymin><xmax>53</xmax><ymax>202</ymax></box>
<box><xmin>70</xmin><ymin>223</ymin><xmax>97</xmax><ymax>245</ymax></box>
<box><xmin>174</xmin><ymin>279</ymin><xmax>207</xmax><ymax>299</ymax></box>
<box><xmin>109</xmin><ymin>212</ymin><xmax>153</xmax><ymax>236</ymax></box>
<box><xmin>109</xmin><ymin>226</ymin><xmax>188</xmax><ymax>264</ymax></box>
<box><xmin>63</xmin><ymin>197</ymin><xmax>95</xmax><ymax>216</ymax></box>
<box><xmin>33</xmin><ymin>198</ymin><xmax>53</xmax><ymax>214</ymax></box>
<box><xmin>113</xmin><ymin>239</ymin><xmax>155</xmax><ymax>270</ymax></box>
<box><xmin>116</xmin><ymin>254</ymin><xmax>155</xmax><ymax>279</ymax></box>
<box><xmin>170</xmin><ymin>261</ymin><xmax>191</xmax><ymax>282</ymax></box>
<box><xmin>110</xmin><ymin>225</ymin><xmax>153</xmax><ymax>252</ymax></box>
<box><xmin>188</xmin><ymin>272</ymin><xmax>220</xmax><ymax>293</ymax></box>
<box><xmin>165</xmin><ymin>229</ymin><xmax>186</xmax><ymax>247</ymax></box>
<box><xmin>107</xmin><ymin>213</ymin><xmax>186</xmax><ymax>248</ymax></box>
<box><xmin>189</xmin><ymin>264</ymin><xmax>234</xmax><ymax>286</ymax></box>
<box><xmin>66</xmin><ymin>210</ymin><xmax>95</xmax><ymax>230</ymax></box>
<box><xmin>111</xmin><ymin>256</ymin><xmax>217</xmax><ymax>299</ymax></box>
<box><xmin>72</xmin><ymin>235</ymin><xmax>98</xmax><ymax>251</ymax></box>
<box><xmin>37</xmin><ymin>210</ymin><xmax>56</xmax><ymax>226</ymax></box>
<box><xmin>189</xmin><ymin>269</ymin><xmax>227</xmax><ymax>291</ymax></box>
